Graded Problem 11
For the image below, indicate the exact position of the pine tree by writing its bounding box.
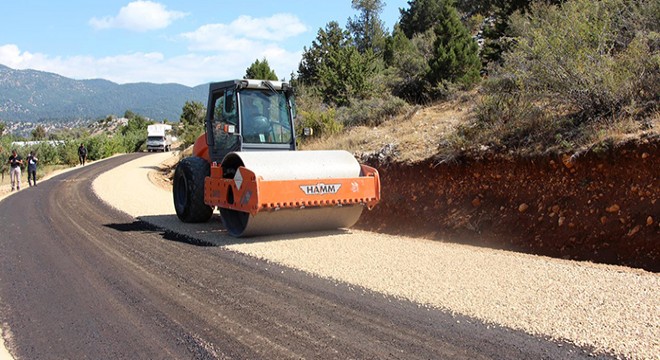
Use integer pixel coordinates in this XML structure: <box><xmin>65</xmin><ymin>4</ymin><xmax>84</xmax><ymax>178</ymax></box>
<box><xmin>318</xmin><ymin>47</ymin><xmax>377</xmax><ymax>106</ymax></box>
<box><xmin>399</xmin><ymin>0</ymin><xmax>445</xmax><ymax>38</ymax></box>
<box><xmin>427</xmin><ymin>1</ymin><xmax>481</xmax><ymax>86</ymax></box>
<box><xmin>31</xmin><ymin>125</ymin><xmax>47</xmax><ymax>140</ymax></box>
<box><xmin>298</xmin><ymin>21</ymin><xmax>350</xmax><ymax>85</ymax></box>
<box><xmin>244</xmin><ymin>58</ymin><xmax>278</xmax><ymax>80</ymax></box>
<box><xmin>179</xmin><ymin>101</ymin><xmax>206</xmax><ymax>148</ymax></box>
<box><xmin>385</xmin><ymin>25</ymin><xmax>435</xmax><ymax>103</ymax></box>
<box><xmin>347</xmin><ymin>0</ymin><xmax>387</xmax><ymax>54</ymax></box>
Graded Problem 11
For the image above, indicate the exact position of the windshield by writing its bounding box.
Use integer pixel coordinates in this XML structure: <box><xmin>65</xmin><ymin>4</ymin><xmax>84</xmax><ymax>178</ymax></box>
<box><xmin>147</xmin><ymin>136</ymin><xmax>164</xmax><ymax>141</ymax></box>
<box><xmin>239</xmin><ymin>89</ymin><xmax>293</xmax><ymax>144</ymax></box>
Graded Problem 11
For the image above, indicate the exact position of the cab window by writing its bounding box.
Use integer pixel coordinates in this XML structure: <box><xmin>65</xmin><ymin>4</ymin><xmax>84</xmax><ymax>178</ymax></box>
<box><xmin>240</xmin><ymin>89</ymin><xmax>293</xmax><ymax>144</ymax></box>
<box><xmin>212</xmin><ymin>90</ymin><xmax>239</xmax><ymax>150</ymax></box>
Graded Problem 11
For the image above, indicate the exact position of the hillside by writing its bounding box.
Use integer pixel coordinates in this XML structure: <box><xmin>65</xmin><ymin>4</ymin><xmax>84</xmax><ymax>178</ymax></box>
<box><xmin>0</xmin><ymin>64</ymin><xmax>208</xmax><ymax>123</ymax></box>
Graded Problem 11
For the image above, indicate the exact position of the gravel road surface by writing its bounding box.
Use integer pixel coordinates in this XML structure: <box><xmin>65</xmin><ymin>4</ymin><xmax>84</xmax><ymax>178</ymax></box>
<box><xmin>92</xmin><ymin>152</ymin><xmax>659</xmax><ymax>360</ymax></box>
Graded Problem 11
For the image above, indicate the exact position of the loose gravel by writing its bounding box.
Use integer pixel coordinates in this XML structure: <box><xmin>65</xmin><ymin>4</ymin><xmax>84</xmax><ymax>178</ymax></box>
<box><xmin>93</xmin><ymin>152</ymin><xmax>660</xmax><ymax>360</ymax></box>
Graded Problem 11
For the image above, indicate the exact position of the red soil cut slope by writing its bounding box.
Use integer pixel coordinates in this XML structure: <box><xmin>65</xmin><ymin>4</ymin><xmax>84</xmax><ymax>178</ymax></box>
<box><xmin>356</xmin><ymin>136</ymin><xmax>659</xmax><ymax>272</ymax></box>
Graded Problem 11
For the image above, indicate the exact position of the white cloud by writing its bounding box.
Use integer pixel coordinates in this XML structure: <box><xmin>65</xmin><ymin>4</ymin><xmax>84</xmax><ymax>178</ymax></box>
<box><xmin>1</xmin><ymin>13</ymin><xmax>308</xmax><ymax>86</ymax></box>
<box><xmin>181</xmin><ymin>13</ymin><xmax>307</xmax><ymax>52</ymax></box>
<box><xmin>90</xmin><ymin>1</ymin><xmax>187</xmax><ymax>32</ymax></box>
<box><xmin>230</xmin><ymin>14</ymin><xmax>308</xmax><ymax>41</ymax></box>
<box><xmin>181</xmin><ymin>24</ymin><xmax>260</xmax><ymax>52</ymax></box>
<box><xmin>0</xmin><ymin>44</ymin><xmax>302</xmax><ymax>86</ymax></box>
<box><xmin>0</xmin><ymin>44</ymin><xmax>36</xmax><ymax>67</ymax></box>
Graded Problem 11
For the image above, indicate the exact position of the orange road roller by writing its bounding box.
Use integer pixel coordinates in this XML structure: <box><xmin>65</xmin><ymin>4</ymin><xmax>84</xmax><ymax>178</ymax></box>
<box><xmin>173</xmin><ymin>79</ymin><xmax>380</xmax><ymax>237</ymax></box>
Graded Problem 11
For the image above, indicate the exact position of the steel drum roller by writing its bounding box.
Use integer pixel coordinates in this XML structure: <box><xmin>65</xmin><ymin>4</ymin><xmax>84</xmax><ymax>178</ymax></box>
<box><xmin>220</xmin><ymin>150</ymin><xmax>365</xmax><ymax>237</ymax></box>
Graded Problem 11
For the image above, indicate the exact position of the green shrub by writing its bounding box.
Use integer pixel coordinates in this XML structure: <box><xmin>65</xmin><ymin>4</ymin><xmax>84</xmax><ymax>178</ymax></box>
<box><xmin>86</xmin><ymin>135</ymin><xmax>112</xmax><ymax>160</ymax></box>
<box><xmin>501</xmin><ymin>0</ymin><xmax>659</xmax><ymax>119</ymax></box>
<box><xmin>468</xmin><ymin>0</ymin><xmax>659</xmax><ymax>154</ymax></box>
<box><xmin>58</xmin><ymin>141</ymin><xmax>80</xmax><ymax>166</ymax></box>
<box><xmin>296</xmin><ymin>108</ymin><xmax>343</xmax><ymax>139</ymax></box>
<box><xmin>32</xmin><ymin>142</ymin><xmax>62</xmax><ymax>164</ymax></box>
<box><xmin>121</xmin><ymin>131</ymin><xmax>146</xmax><ymax>153</ymax></box>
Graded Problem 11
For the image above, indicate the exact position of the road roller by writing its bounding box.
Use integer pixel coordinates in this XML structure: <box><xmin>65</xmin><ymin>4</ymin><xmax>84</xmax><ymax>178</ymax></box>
<box><xmin>173</xmin><ymin>79</ymin><xmax>380</xmax><ymax>237</ymax></box>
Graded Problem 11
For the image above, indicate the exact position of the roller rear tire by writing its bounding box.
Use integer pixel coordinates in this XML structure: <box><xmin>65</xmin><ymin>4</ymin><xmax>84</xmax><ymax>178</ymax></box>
<box><xmin>173</xmin><ymin>156</ymin><xmax>213</xmax><ymax>223</ymax></box>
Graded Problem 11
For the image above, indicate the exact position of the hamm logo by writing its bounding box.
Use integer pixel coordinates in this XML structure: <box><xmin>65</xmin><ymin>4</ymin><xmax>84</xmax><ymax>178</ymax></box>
<box><xmin>300</xmin><ymin>183</ymin><xmax>342</xmax><ymax>195</ymax></box>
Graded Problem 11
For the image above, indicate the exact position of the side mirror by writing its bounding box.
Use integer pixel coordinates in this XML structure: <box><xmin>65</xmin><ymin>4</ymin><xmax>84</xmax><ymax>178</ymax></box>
<box><xmin>303</xmin><ymin>127</ymin><xmax>313</xmax><ymax>136</ymax></box>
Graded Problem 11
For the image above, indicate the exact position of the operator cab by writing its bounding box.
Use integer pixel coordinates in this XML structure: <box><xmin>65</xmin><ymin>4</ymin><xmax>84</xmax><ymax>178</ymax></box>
<box><xmin>206</xmin><ymin>79</ymin><xmax>296</xmax><ymax>163</ymax></box>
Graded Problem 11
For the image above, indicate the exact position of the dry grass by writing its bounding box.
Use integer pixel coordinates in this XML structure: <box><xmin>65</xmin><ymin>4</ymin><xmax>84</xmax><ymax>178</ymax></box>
<box><xmin>592</xmin><ymin>112</ymin><xmax>660</xmax><ymax>144</ymax></box>
<box><xmin>301</xmin><ymin>87</ymin><xmax>658</xmax><ymax>163</ymax></box>
<box><xmin>301</xmin><ymin>99</ymin><xmax>472</xmax><ymax>164</ymax></box>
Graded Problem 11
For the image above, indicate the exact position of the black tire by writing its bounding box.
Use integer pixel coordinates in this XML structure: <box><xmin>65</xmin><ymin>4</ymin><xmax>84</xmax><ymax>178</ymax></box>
<box><xmin>173</xmin><ymin>156</ymin><xmax>213</xmax><ymax>223</ymax></box>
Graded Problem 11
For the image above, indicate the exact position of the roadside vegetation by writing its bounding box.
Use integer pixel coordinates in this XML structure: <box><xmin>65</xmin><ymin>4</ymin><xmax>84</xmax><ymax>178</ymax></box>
<box><xmin>457</xmin><ymin>0</ymin><xmax>660</xmax><ymax>157</ymax></box>
<box><xmin>294</xmin><ymin>0</ymin><xmax>659</xmax><ymax>160</ymax></box>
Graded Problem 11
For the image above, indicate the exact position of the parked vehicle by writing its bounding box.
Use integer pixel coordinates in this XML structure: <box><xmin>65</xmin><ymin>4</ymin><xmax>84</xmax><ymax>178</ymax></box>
<box><xmin>147</xmin><ymin>124</ymin><xmax>172</xmax><ymax>152</ymax></box>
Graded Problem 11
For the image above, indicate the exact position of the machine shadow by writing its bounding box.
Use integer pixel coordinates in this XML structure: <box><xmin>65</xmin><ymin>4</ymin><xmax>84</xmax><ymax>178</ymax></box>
<box><xmin>104</xmin><ymin>219</ymin><xmax>216</xmax><ymax>247</ymax></box>
<box><xmin>105</xmin><ymin>214</ymin><xmax>351</xmax><ymax>247</ymax></box>
<box><xmin>139</xmin><ymin>166</ymin><xmax>163</xmax><ymax>171</ymax></box>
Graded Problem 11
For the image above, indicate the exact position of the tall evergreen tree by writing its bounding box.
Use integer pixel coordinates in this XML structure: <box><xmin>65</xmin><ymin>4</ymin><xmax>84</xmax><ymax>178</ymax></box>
<box><xmin>180</xmin><ymin>101</ymin><xmax>205</xmax><ymax>128</ymax></box>
<box><xmin>457</xmin><ymin>0</ymin><xmax>564</xmax><ymax>67</ymax></box>
<box><xmin>427</xmin><ymin>1</ymin><xmax>481</xmax><ymax>86</ymax></box>
<box><xmin>399</xmin><ymin>0</ymin><xmax>445</xmax><ymax>38</ymax></box>
<box><xmin>318</xmin><ymin>47</ymin><xmax>377</xmax><ymax>106</ymax></box>
<box><xmin>298</xmin><ymin>20</ymin><xmax>379</xmax><ymax>106</ymax></box>
<box><xmin>244</xmin><ymin>58</ymin><xmax>278</xmax><ymax>80</ymax></box>
<box><xmin>385</xmin><ymin>25</ymin><xmax>435</xmax><ymax>103</ymax></box>
<box><xmin>347</xmin><ymin>0</ymin><xmax>387</xmax><ymax>54</ymax></box>
<box><xmin>298</xmin><ymin>21</ymin><xmax>350</xmax><ymax>85</ymax></box>
<box><xmin>384</xmin><ymin>24</ymin><xmax>412</xmax><ymax>67</ymax></box>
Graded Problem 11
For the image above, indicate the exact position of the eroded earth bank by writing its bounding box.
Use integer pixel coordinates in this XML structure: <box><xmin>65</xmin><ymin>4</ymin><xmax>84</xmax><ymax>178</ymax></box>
<box><xmin>357</xmin><ymin>135</ymin><xmax>659</xmax><ymax>272</ymax></box>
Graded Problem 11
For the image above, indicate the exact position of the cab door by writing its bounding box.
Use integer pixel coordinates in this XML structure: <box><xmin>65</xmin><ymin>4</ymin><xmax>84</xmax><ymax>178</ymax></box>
<box><xmin>208</xmin><ymin>88</ymin><xmax>240</xmax><ymax>163</ymax></box>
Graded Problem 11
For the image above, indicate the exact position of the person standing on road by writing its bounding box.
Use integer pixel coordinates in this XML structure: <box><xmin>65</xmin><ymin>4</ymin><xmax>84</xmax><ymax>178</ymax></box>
<box><xmin>26</xmin><ymin>150</ymin><xmax>38</xmax><ymax>187</ymax></box>
<box><xmin>78</xmin><ymin>143</ymin><xmax>87</xmax><ymax>166</ymax></box>
<box><xmin>8</xmin><ymin>149</ymin><xmax>23</xmax><ymax>191</ymax></box>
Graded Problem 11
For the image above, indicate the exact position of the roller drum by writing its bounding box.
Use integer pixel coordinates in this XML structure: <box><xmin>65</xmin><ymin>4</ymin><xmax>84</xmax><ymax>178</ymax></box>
<box><xmin>221</xmin><ymin>205</ymin><xmax>363</xmax><ymax>237</ymax></box>
<box><xmin>220</xmin><ymin>150</ymin><xmax>366</xmax><ymax>237</ymax></box>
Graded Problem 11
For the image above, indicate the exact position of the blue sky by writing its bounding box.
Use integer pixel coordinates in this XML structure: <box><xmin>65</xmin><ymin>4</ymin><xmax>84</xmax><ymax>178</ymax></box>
<box><xmin>0</xmin><ymin>0</ymin><xmax>409</xmax><ymax>86</ymax></box>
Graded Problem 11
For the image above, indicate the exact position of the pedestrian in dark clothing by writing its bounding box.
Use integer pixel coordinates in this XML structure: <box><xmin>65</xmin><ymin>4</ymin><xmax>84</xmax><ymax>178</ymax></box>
<box><xmin>26</xmin><ymin>151</ymin><xmax>38</xmax><ymax>186</ymax></box>
<box><xmin>78</xmin><ymin>143</ymin><xmax>87</xmax><ymax>166</ymax></box>
<box><xmin>8</xmin><ymin>149</ymin><xmax>23</xmax><ymax>191</ymax></box>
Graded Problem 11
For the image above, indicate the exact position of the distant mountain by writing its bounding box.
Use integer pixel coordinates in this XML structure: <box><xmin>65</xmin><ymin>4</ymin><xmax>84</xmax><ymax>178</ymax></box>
<box><xmin>0</xmin><ymin>64</ymin><xmax>209</xmax><ymax>123</ymax></box>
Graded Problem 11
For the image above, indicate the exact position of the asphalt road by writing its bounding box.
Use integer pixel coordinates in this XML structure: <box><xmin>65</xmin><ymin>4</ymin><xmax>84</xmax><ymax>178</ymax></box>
<box><xmin>0</xmin><ymin>153</ymin><xmax>605</xmax><ymax>359</ymax></box>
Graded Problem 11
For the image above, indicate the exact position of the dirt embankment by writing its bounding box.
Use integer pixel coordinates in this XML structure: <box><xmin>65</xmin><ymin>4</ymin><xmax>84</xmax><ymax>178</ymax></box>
<box><xmin>357</xmin><ymin>135</ymin><xmax>659</xmax><ymax>272</ymax></box>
